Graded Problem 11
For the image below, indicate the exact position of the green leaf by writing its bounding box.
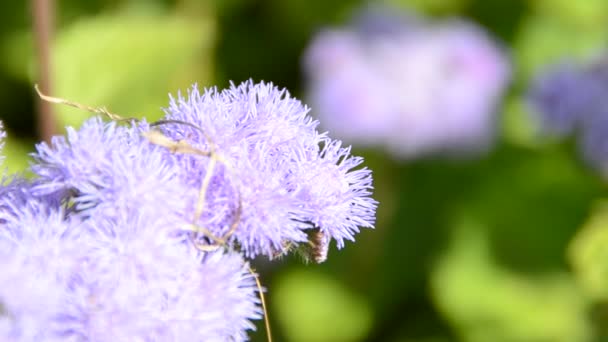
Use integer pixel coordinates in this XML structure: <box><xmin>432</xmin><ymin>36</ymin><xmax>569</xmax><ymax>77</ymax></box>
<box><xmin>3</xmin><ymin>135</ymin><xmax>33</xmax><ymax>176</ymax></box>
<box><xmin>501</xmin><ymin>96</ymin><xmax>540</xmax><ymax>148</ymax></box>
<box><xmin>431</xmin><ymin>217</ymin><xmax>591</xmax><ymax>342</ymax></box>
<box><xmin>514</xmin><ymin>15</ymin><xmax>607</xmax><ymax>81</ymax></box>
<box><xmin>386</xmin><ymin>0</ymin><xmax>472</xmax><ymax>15</ymax></box>
<box><xmin>531</xmin><ymin>0</ymin><xmax>608</xmax><ymax>29</ymax></box>
<box><xmin>272</xmin><ymin>269</ymin><xmax>373</xmax><ymax>342</ymax></box>
<box><xmin>50</xmin><ymin>13</ymin><xmax>215</xmax><ymax>129</ymax></box>
<box><xmin>569</xmin><ymin>201</ymin><xmax>608</xmax><ymax>301</ymax></box>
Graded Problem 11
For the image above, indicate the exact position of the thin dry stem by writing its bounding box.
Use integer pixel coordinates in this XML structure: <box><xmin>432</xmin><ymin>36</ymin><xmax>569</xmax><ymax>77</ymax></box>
<box><xmin>145</xmin><ymin>129</ymin><xmax>242</xmax><ymax>249</ymax></box>
<box><xmin>143</xmin><ymin>131</ymin><xmax>211</xmax><ymax>156</ymax></box>
<box><xmin>220</xmin><ymin>191</ymin><xmax>242</xmax><ymax>241</ymax></box>
<box><xmin>250</xmin><ymin>266</ymin><xmax>272</xmax><ymax>342</ymax></box>
<box><xmin>194</xmin><ymin>156</ymin><xmax>217</xmax><ymax>222</ymax></box>
<box><xmin>180</xmin><ymin>223</ymin><xmax>224</xmax><ymax>244</ymax></box>
<box><xmin>152</xmin><ymin>119</ymin><xmax>217</xmax><ymax>153</ymax></box>
<box><xmin>34</xmin><ymin>84</ymin><xmax>138</xmax><ymax>122</ymax></box>
<box><xmin>192</xmin><ymin>242</ymin><xmax>222</xmax><ymax>252</ymax></box>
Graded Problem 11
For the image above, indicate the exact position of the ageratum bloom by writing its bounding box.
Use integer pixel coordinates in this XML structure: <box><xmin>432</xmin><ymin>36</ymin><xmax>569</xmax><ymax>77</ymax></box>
<box><xmin>4</xmin><ymin>80</ymin><xmax>376</xmax><ymax>340</ymax></box>
<box><xmin>4</xmin><ymin>119</ymin><xmax>262</xmax><ymax>340</ymax></box>
<box><xmin>528</xmin><ymin>56</ymin><xmax>608</xmax><ymax>172</ymax></box>
<box><xmin>528</xmin><ymin>62</ymin><xmax>605</xmax><ymax>136</ymax></box>
<box><xmin>31</xmin><ymin>117</ymin><xmax>192</xmax><ymax>237</ymax></box>
<box><xmin>0</xmin><ymin>191</ymin><xmax>261</xmax><ymax>341</ymax></box>
<box><xmin>303</xmin><ymin>8</ymin><xmax>510</xmax><ymax>158</ymax></box>
<box><xmin>162</xmin><ymin>80</ymin><xmax>377</xmax><ymax>257</ymax></box>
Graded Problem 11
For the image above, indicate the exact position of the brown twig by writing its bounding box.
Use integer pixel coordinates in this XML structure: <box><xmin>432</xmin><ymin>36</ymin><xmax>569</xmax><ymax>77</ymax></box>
<box><xmin>34</xmin><ymin>85</ymin><xmax>138</xmax><ymax>122</ymax></box>
<box><xmin>32</xmin><ymin>0</ymin><xmax>56</xmax><ymax>142</ymax></box>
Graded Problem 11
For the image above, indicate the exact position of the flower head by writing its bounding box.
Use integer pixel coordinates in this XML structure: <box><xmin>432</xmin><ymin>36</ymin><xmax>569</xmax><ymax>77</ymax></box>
<box><xmin>161</xmin><ymin>80</ymin><xmax>377</xmax><ymax>257</ymax></box>
<box><xmin>0</xmin><ymin>192</ymin><xmax>84</xmax><ymax>342</ymax></box>
<box><xmin>15</xmin><ymin>115</ymin><xmax>263</xmax><ymax>340</ymax></box>
<box><xmin>2</xmin><ymin>79</ymin><xmax>377</xmax><ymax>340</ymax></box>
<box><xmin>527</xmin><ymin>56</ymin><xmax>608</xmax><ymax>173</ymax></box>
<box><xmin>0</xmin><ymin>179</ymin><xmax>261</xmax><ymax>341</ymax></box>
<box><xmin>528</xmin><ymin>62</ymin><xmax>606</xmax><ymax>136</ymax></box>
<box><xmin>303</xmin><ymin>9</ymin><xmax>510</xmax><ymax>158</ymax></box>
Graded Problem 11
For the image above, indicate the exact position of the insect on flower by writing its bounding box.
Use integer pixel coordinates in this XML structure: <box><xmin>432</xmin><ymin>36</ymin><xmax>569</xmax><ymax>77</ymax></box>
<box><xmin>293</xmin><ymin>227</ymin><xmax>331</xmax><ymax>264</ymax></box>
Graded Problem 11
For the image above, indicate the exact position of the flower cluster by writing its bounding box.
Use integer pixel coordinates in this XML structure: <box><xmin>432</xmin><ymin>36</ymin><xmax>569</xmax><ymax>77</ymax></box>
<box><xmin>303</xmin><ymin>8</ymin><xmax>511</xmax><ymax>159</ymax></box>
<box><xmin>161</xmin><ymin>81</ymin><xmax>376</xmax><ymax>257</ymax></box>
<box><xmin>0</xmin><ymin>80</ymin><xmax>377</xmax><ymax>340</ymax></box>
<box><xmin>527</xmin><ymin>56</ymin><xmax>608</xmax><ymax>172</ymax></box>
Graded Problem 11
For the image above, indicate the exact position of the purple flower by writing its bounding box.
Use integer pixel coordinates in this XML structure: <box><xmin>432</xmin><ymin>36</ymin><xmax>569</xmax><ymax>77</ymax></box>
<box><xmin>527</xmin><ymin>56</ymin><xmax>608</xmax><ymax>173</ymax></box>
<box><xmin>9</xmin><ymin>117</ymin><xmax>262</xmax><ymax>340</ymax></box>
<box><xmin>0</xmin><ymin>180</ymin><xmax>261</xmax><ymax>341</ymax></box>
<box><xmin>31</xmin><ymin>117</ymin><xmax>192</xmax><ymax>234</ymax></box>
<box><xmin>161</xmin><ymin>80</ymin><xmax>377</xmax><ymax>257</ymax></box>
<box><xmin>0</xmin><ymin>193</ymin><xmax>84</xmax><ymax>341</ymax></box>
<box><xmin>528</xmin><ymin>62</ymin><xmax>605</xmax><ymax>136</ymax></box>
<box><xmin>350</xmin><ymin>5</ymin><xmax>420</xmax><ymax>38</ymax></box>
<box><xmin>2</xmin><ymin>79</ymin><xmax>377</xmax><ymax>340</ymax></box>
<box><xmin>62</xmin><ymin>230</ymin><xmax>261</xmax><ymax>341</ymax></box>
<box><xmin>303</xmin><ymin>10</ymin><xmax>511</xmax><ymax>158</ymax></box>
<box><xmin>579</xmin><ymin>108</ymin><xmax>608</xmax><ymax>172</ymax></box>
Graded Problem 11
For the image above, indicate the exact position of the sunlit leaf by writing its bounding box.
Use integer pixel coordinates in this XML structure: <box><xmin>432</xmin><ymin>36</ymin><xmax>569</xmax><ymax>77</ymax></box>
<box><xmin>49</xmin><ymin>13</ymin><xmax>215</xmax><ymax>128</ymax></box>
<box><xmin>501</xmin><ymin>96</ymin><xmax>541</xmax><ymax>148</ymax></box>
<box><xmin>531</xmin><ymin>0</ymin><xmax>608</xmax><ymax>29</ymax></box>
<box><xmin>514</xmin><ymin>15</ymin><xmax>607</xmax><ymax>81</ymax></box>
<box><xmin>387</xmin><ymin>0</ymin><xmax>472</xmax><ymax>15</ymax></box>
<box><xmin>432</xmin><ymin>217</ymin><xmax>591</xmax><ymax>342</ymax></box>
<box><xmin>3</xmin><ymin>135</ymin><xmax>33</xmax><ymax>175</ymax></box>
<box><xmin>569</xmin><ymin>201</ymin><xmax>608</xmax><ymax>301</ymax></box>
<box><xmin>273</xmin><ymin>269</ymin><xmax>373</xmax><ymax>342</ymax></box>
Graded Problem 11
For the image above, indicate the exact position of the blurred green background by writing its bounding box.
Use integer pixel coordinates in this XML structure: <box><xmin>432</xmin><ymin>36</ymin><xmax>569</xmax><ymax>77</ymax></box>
<box><xmin>3</xmin><ymin>0</ymin><xmax>608</xmax><ymax>341</ymax></box>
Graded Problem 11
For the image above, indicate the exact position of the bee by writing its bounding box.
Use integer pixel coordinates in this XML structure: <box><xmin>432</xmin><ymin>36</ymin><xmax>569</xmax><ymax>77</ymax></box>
<box><xmin>297</xmin><ymin>227</ymin><xmax>330</xmax><ymax>264</ymax></box>
<box><xmin>271</xmin><ymin>226</ymin><xmax>331</xmax><ymax>264</ymax></box>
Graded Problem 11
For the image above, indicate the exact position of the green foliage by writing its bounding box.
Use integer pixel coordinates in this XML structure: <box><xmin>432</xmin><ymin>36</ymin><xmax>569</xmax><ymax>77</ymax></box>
<box><xmin>570</xmin><ymin>202</ymin><xmax>608</xmax><ymax>301</ymax></box>
<box><xmin>513</xmin><ymin>15</ymin><xmax>607</xmax><ymax>81</ymax></box>
<box><xmin>2</xmin><ymin>137</ymin><xmax>32</xmax><ymax>176</ymax></box>
<box><xmin>387</xmin><ymin>0</ymin><xmax>472</xmax><ymax>15</ymax></box>
<box><xmin>272</xmin><ymin>269</ymin><xmax>373</xmax><ymax>342</ymax></box>
<box><xmin>50</xmin><ymin>13</ymin><xmax>215</xmax><ymax>129</ymax></box>
<box><xmin>432</xmin><ymin>218</ymin><xmax>591</xmax><ymax>342</ymax></box>
<box><xmin>531</xmin><ymin>0</ymin><xmax>608</xmax><ymax>28</ymax></box>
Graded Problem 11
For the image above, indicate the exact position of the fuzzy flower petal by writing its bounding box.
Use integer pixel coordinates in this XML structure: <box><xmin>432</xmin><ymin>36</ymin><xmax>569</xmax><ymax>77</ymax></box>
<box><xmin>161</xmin><ymin>80</ymin><xmax>377</xmax><ymax>257</ymax></box>
<box><xmin>0</xmin><ymin>182</ymin><xmax>261</xmax><ymax>341</ymax></box>
<box><xmin>15</xmin><ymin>116</ymin><xmax>263</xmax><ymax>340</ymax></box>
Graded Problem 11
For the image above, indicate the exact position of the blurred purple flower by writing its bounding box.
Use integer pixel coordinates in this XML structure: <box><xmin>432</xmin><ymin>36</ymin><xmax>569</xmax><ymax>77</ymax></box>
<box><xmin>527</xmin><ymin>56</ymin><xmax>608</xmax><ymax>172</ymax></box>
<box><xmin>528</xmin><ymin>62</ymin><xmax>605</xmax><ymax>136</ymax></box>
<box><xmin>162</xmin><ymin>80</ymin><xmax>377</xmax><ymax>257</ymax></box>
<box><xmin>350</xmin><ymin>6</ymin><xmax>420</xmax><ymax>38</ymax></box>
<box><xmin>303</xmin><ymin>10</ymin><xmax>511</xmax><ymax>158</ymax></box>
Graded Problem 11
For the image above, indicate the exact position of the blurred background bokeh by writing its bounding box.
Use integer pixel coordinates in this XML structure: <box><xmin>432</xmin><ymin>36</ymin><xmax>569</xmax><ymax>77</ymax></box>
<box><xmin>4</xmin><ymin>0</ymin><xmax>608</xmax><ymax>341</ymax></box>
